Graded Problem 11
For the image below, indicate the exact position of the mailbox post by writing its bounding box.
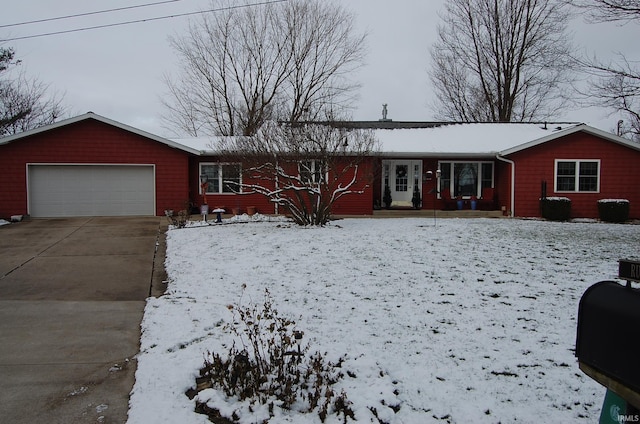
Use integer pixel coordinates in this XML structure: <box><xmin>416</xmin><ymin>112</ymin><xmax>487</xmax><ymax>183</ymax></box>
<box><xmin>576</xmin><ymin>259</ymin><xmax>640</xmax><ymax>422</ymax></box>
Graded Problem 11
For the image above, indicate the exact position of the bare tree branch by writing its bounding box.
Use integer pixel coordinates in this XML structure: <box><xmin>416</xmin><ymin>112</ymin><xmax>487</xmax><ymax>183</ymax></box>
<box><xmin>429</xmin><ymin>0</ymin><xmax>574</xmax><ymax>123</ymax></box>
<box><xmin>163</xmin><ymin>0</ymin><xmax>366</xmax><ymax>137</ymax></box>
<box><xmin>215</xmin><ymin>121</ymin><xmax>379</xmax><ymax>226</ymax></box>
<box><xmin>573</xmin><ymin>53</ymin><xmax>640</xmax><ymax>139</ymax></box>
<box><xmin>569</xmin><ymin>0</ymin><xmax>640</xmax><ymax>139</ymax></box>
<box><xmin>569</xmin><ymin>0</ymin><xmax>640</xmax><ymax>23</ymax></box>
<box><xmin>1</xmin><ymin>47</ymin><xmax>66</xmax><ymax>136</ymax></box>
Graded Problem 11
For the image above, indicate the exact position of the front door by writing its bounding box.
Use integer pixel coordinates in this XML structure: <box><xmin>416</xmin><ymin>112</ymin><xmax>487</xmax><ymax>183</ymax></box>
<box><xmin>382</xmin><ymin>160</ymin><xmax>422</xmax><ymax>207</ymax></box>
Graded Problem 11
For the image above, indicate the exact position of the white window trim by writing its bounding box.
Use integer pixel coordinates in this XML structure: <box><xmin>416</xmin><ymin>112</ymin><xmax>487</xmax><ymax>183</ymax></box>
<box><xmin>299</xmin><ymin>159</ymin><xmax>328</xmax><ymax>184</ymax></box>
<box><xmin>199</xmin><ymin>162</ymin><xmax>242</xmax><ymax>194</ymax></box>
<box><xmin>554</xmin><ymin>159</ymin><xmax>600</xmax><ymax>193</ymax></box>
<box><xmin>437</xmin><ymin>160</ymin><xmax>495</xmax><ymax>198</ymax></box>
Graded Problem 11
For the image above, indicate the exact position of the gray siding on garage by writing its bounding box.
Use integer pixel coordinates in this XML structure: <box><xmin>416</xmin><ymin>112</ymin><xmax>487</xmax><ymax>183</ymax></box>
<box><xmin>28</xmin><ymin>165</ymin><xmax>155</xmax><ymax>217</ymax></box>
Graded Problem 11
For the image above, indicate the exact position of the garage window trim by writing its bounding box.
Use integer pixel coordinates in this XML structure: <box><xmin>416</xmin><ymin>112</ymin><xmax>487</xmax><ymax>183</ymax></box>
<box><xmin>200</xmin><ymin>163</ymin><xmax>242</xmax><ymax>194</ymax></box>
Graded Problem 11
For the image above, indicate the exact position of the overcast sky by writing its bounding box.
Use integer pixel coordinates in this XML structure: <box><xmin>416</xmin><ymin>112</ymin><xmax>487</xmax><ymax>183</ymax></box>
<box><xmin>2</xmin><ymin>0</ymin><xmax>638</xmax><ymax>136</ymax></box>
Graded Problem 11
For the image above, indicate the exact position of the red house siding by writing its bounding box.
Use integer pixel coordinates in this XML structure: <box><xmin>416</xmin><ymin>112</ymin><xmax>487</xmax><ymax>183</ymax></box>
<box><xmin>508</xmin><ymin>132</ymin><xmax>640</xmax><ymax>219</ymax></box>
<box><xmin>190</xmin><ymin>156</ymin><xmax>277</xmax><ymax>215</ymax></box>
<box><xmin>494</xmin><ymin>160</ymin><xmax>512</xmax><ymax>214</ymax></box>
<box><xmin>190</xmin><ymin>156</ymin><xmax>375</xmax><ymax>216</ymax></box>
<box><xmin>0</xmin><ymin>119</ymin><xmax>192</xmax><ymax>218</ymax></box>
<box><xmin>421</xmin><ymin>159</ymin><xmax>440</xmax><ymax>210</ymax></box>
<box><xmin>331</xmin><ymin>158</ymin><xmax>375</xmax><ymax>215</ymax></box>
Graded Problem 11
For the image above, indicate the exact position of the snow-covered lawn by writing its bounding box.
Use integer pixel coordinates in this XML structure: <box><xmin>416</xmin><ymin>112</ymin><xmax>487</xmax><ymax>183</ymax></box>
<box><xmin>128</xmin><ymin>217</ymin><xmax>640</xmax><ymax>423</ymax></box>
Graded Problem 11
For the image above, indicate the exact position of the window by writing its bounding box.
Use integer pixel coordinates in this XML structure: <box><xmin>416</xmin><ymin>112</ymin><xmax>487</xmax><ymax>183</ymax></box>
<box><xmin>200</xmin><ymin>163</ymin><xmax>241</xmax><ymax>194</ymax></box>
<box><xmin>439</xmin><ymin>162</ymin><xmax>451</xmax><ymax>195</ymax></box>
<box><xmin>395</xmin><ymin>164</ymin><xmax>408</xmax><ymax>191</ymax></box>
<box><xmin>300</xmin><ymin>160</ymin><xmax>326</xmax><ymax>184</ymax></box>
<box><xmin>481</xmin><ymin>163</ymin><xmax>494</xmax><ymax>191</ymax></box>
<box><xmin>439</xmin><ymin>161</ymin><xmax>494</xmax><ymax>198</ymax></box>
<box><xmin>555</xmin><ymin>160</ymin><xmax>599</xmax><ymax>192</ymax></box>
<box><xmin>454</xmin><ymin>163</ymin><xmax>478</xmax><ymax>197</ymax></box>
<box><xmin>383</xmin><ymin>163</ymin><xmax>390</xmax><ymax>188</ymax></box>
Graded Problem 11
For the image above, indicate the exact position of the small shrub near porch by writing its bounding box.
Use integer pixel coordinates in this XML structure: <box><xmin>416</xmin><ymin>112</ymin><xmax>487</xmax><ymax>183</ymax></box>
<box><xmin>598</xmin><ymin>199</ymin><xmax>630</xmax><ymax>223</ymax></box>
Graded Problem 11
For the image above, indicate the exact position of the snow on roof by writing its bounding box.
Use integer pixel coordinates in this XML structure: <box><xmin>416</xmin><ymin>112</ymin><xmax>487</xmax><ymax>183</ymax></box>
<box><xmin>170</xmin><ymin>123</ymin><xmax>583</xmax><ymax>156</ymax></box>
<box><xmin>373</xmin><ymin>123</ymin><xmax>580</xmax><ymax>156</ymax></box>
<box><xmin>170</xmin><ymin>136</ymin><xmax>225</xmax><ymax>153</ymax></box>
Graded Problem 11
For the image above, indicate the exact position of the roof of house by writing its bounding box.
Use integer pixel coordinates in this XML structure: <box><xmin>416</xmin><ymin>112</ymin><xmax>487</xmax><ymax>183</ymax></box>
<box><xmin>0</xmin><ymin>112</ymin><xmax>202</xmax><ymax>155</ymax></box>
<box><xmin>334</xmin><ymin>121</ymin><xmax>640</xmax><ymax>157</ymax></box>
<box><xmin>171</xmin><ymin>136</ymin><xmax>224</xmax><ymax>153</ymax></box>
<box><xmin>5</xmin><ymin>114</ymin><xmax>638</xmax><ymax>158</ymax></box>
<box><xmin>172</xmin><ymin>122</ymin><xmax>585</xmax><ymax>156</ymax></box>
<box><xmin>370</xmin><ymin>122</ymin><xmax>582</xmax><ymax>157</ymax></box>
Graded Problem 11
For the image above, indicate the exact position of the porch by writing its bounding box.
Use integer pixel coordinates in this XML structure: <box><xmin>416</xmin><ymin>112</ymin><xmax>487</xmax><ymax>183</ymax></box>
<box><xmin>344</xmin><ymin>209</ymin><xmax>506</xmax><ymax>219</ymax></box>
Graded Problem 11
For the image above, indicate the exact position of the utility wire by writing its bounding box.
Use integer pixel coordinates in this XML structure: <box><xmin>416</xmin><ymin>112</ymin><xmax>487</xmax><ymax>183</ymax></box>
<box><xmin>0</xmin><ymin>0</ymin><xmax>183</xmax><ymax>29</ymax></box>
<box><xmin>1</xmin><ymin>0</ymin><xmax>289</xmax><ymax>42</ymax></box>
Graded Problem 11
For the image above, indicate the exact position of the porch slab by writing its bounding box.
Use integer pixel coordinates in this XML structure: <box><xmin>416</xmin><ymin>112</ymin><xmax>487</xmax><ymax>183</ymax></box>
<box><xmin>370</xmin><ymin>209</ymin><xmax>506</xmax><ymax>218</ymax></box>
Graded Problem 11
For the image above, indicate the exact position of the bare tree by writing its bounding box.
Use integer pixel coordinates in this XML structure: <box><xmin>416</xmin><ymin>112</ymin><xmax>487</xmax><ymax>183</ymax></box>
<box><xmin>576</xmin><ymin>54</ymin><xmax>640</xmax><ymax>138</ymax></box>
<box><xmin>282</xmin><ymin>1</ymin><xmax>365</xmax><ymax>124</ymax></box>
<box><xmin>216</xmin><ymin>121</ymin><xmax>379</xmax><ymax>226</ymax></box>
<box><xmin>429</xmin><ymin>0</ymin><xmax>574</xmax><ymax>122</ymax></box>
<box><xmin>570</xmin><ymin>0</ymin><xmax>640</xmax><ymax>23</ymax></box>
<box><xmin>1</xmin><ymin>47</ymin><xmax>66</xmax><ymax>136</ymax></box>
<box><xmin>162</xmin><ymin>0</ymin><xmax>365</xmax><ymax>137</ymax></box>
<box><xmin>164</xmin><ymin>2</ymin><xmax>291</xmax><ymax>136</ymax></box>
<box><xmin>570</xmin><ymin>0</ymin><xmax>640</xmax><ymax>139</ymax></box>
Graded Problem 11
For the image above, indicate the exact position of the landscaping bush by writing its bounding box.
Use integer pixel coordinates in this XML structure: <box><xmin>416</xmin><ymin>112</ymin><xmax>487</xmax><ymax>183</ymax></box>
<box><xmin>383</xmin><ymin>184</ymin><xmax>392</xmax><ymax>209</ymax></box>
<box><xmin>411</xmin><ymin>187</ymin><xmax>421</xmax><ymax>209</ymax></box>
<box><xmin>598</xmin><ymin>199</ymin><xmax>630</xmax><ymax>223</ymax></box>
<box><xmin>192</xmin><ymin>289</ymin><xmax>354</xmax><ymax>423</ymax></box>
<box><xmin>165</xmin><ymin>209</ymin><xmax>189</xmax><ymax>228</ymax></box>
<box><xmin>540</xmin><ymin>197</ymin><xmax>571</xmax><ymax>221</ymax></box>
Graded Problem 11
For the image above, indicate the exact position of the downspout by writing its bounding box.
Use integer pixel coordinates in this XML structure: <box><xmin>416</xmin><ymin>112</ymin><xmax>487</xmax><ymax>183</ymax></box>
<box><xmin>496</xmin><ymin>154</ymin><xmax>515</xmax><ymax>217</ymax></box>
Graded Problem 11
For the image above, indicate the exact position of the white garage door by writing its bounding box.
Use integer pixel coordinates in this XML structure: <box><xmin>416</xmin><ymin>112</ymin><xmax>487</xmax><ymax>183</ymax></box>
<box><xmin>28</xmin><ymin>165</ymin><xmax>155</xmax><ymax>217</ymax></box>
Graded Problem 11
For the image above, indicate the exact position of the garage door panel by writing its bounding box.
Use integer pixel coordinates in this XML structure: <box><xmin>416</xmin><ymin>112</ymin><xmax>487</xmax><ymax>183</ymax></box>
<box><xmin>29</xmin><ymin>165</ymin><xmax>155</xmax><ymax>217</ymax></box>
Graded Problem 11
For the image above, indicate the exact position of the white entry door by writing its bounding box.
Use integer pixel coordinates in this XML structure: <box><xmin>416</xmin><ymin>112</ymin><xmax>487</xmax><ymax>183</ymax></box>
<box><xmin>382</xmin><ymin>160</ymin><xmax>422</xmax><ymax>207</ymax></box>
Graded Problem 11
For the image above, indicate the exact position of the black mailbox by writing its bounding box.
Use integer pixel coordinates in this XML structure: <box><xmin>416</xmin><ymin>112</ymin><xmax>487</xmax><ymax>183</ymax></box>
<box><xmin>576</xmin><ymin>280</ymin><xmax>640</xmax><ymax>406</ymax></box>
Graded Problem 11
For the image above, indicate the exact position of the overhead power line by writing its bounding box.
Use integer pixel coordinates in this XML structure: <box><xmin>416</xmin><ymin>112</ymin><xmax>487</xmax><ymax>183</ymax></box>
<box><xmin>0</xmin><ymin>0</ymin><xmax>289</xmax><ymax>42</ymax></box>
<box><xmin>0</xmin><ymin>0</ymin><xmax>183</xmax><ymax>29</ymax></box>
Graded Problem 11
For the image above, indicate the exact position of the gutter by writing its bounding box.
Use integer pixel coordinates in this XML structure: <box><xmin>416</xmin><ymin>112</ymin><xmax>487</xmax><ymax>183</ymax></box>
<box><xmin>496</xmin><ymin>154</ymin><xmax>515</xmax><ymax>217</ymax></box>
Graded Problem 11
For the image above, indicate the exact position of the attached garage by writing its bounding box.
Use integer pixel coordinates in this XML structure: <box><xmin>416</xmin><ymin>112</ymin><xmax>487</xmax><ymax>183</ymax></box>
<box><xmin>28</xmin><ymin>165</ymin><xmax>155</xmax><ymax>217</ymax></box>
<box><xmin>0</xmin><ymin>113</ymin><xmax>199</xmax><ymax>219</ymax></box>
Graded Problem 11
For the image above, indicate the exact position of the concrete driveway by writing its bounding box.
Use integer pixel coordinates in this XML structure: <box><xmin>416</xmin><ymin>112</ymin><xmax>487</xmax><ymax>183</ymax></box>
<box><xmin>0</xmin><ymin>217</ymin><xmax>167</xmax><ymax>424</ymax></box>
